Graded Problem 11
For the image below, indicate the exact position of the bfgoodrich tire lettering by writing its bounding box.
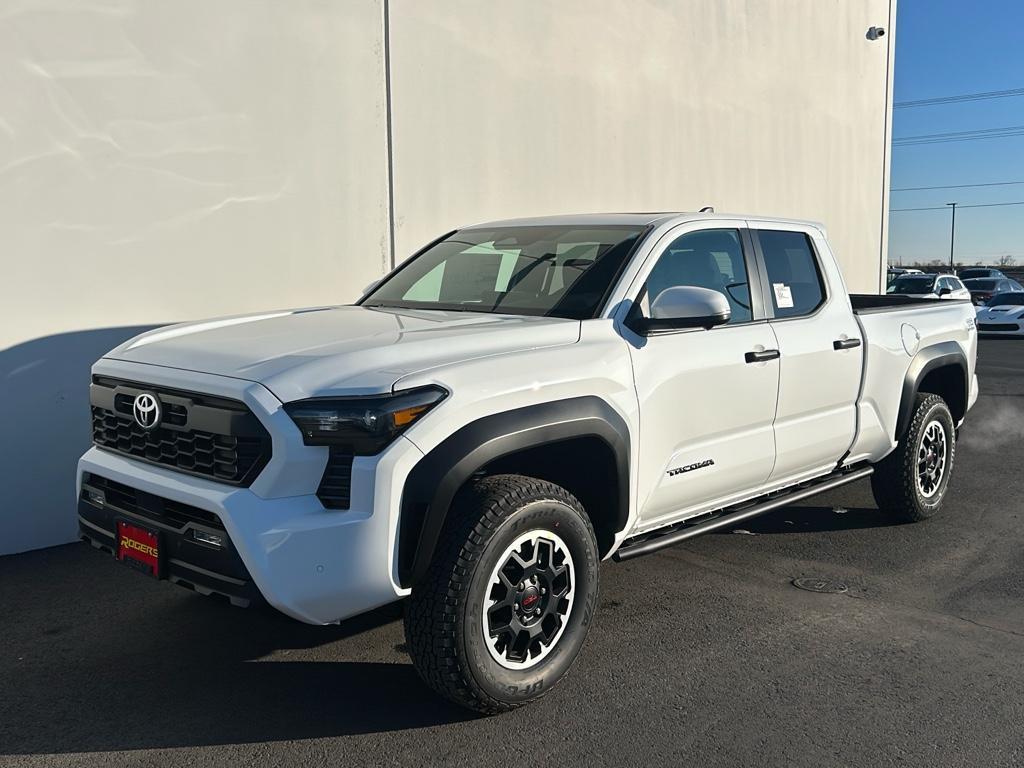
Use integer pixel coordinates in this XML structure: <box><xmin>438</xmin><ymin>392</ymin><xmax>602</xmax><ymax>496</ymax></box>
<box><xmin>871</xmin><ymin>393</ymin><xmax>956</xmax><ymax>522</ymax></box>
<box><xmin>404</xmin><ymin>474</ymin><xmax>600</xmax><ymax>714</ymax></box>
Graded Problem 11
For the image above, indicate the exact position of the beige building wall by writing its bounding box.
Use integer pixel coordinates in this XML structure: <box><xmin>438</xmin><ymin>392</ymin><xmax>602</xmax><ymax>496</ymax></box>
<box><xmin>0</xmin><ymin>1</ymin><xmax>390</xmax><ymax>553</ymax></box>
<box><xmin>0</xmin><ymin>0</ymin><xmax>894</xmax><ymax>554</ymax></box>
<box><xmin>389</xmin><ymin>0</ymin><xmax>895</xmax><ymax>291</ymax></box>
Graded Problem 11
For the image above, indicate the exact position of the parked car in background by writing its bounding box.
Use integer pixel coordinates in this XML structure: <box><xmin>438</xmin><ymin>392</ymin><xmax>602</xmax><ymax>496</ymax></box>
<box><xmin>963</xmin><ymin>277</ymin><xmax>1024</xmax><ymax>306</ymax></box>
<box><xmin>886</xmin><ymin>267</ymin><xmax>923</xmax><ymax>286</ymax></box>
<box><xmin>976</xmin><ymin>291</ymin><xmax>1024</xmax><ymax>335</ymax></box>
<box><xmin>958</xmin><ymin>267</ymin><xmax>1007</xmax><ymax>281</ymax></box>
<box><xmin>887</xmin><ymin>273</ymin><xmax>971</xmax><ymax>300</ymax></box>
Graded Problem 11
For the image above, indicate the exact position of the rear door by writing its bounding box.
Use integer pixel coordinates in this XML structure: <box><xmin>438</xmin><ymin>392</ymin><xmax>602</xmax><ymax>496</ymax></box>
<box><xmin>750</xmin><ymin>224</ymin><xmax>862</xmax><ymax>483</ymax></box>
<box><xmin>949</xmin><ymin>277</ymin><xmax>971</xmax><ymax>300</ymax></box>
<box><xmin>938</xmin><ymin>276</ymin><xmax>969</xmax><ymax>300</ymax></box>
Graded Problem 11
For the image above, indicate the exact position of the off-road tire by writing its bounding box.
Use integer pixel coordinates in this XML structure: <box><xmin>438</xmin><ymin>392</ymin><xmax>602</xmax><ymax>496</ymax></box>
<box><xmin>871</xmin><ymin>393</ymin><xmax>956</xmax><ymax>522</ymax></box>
<box><xmin>404</xmin><ymin>474</ymin><xmax>600</xmax><ymax>714</ymax></box>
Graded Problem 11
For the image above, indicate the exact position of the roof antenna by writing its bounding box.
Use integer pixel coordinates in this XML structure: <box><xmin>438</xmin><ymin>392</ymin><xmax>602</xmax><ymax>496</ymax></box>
<box><xmin>699</xmin><ymin>205</ymin><xmax>715</xmax><ymax>213</ymax></box>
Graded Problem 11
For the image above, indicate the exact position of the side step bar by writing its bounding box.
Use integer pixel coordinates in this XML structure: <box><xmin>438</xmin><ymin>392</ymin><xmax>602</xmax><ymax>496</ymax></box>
<box><xmin>613</xmin><ymin>465</ymin><xmax>874</xmax><ymax>562</ymax></box>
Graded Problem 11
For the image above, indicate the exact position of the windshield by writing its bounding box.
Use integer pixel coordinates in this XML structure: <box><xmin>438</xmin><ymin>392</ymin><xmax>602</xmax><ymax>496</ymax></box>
<box><xmin>887</xmin><ymin>276</ymin><xmax>936</xmax><ymax>294</ymax></box>
<box><xmin>987</xmin><ymin>292</ymin><xmax>1024</xmax><ymax>306</ymax></box>
<box><xmin>959</xmin><ymin>268</ymin><xmax>995</xmax><ymax>280</ymax></box>
<box><xmin>360</xmin><ymin>225</ymin><xmax>645</xmax><ymax>319</ymax></box>
<box><xmin>965</xmin><ymin>279</ymin><xmax>1000</xmax><ymax>290</ymax></box>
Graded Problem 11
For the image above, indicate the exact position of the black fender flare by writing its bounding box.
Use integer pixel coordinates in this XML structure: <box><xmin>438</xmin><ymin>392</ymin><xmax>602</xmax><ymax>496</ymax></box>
<box><xmin>896</xmin><ymin>340</ymin><xmax>968</xmax><ymax>438</ymax></box>
<box><xmin>398</xmin><ymin>396</ymin><xmax>631</xmax><ymax>587</ymax></box>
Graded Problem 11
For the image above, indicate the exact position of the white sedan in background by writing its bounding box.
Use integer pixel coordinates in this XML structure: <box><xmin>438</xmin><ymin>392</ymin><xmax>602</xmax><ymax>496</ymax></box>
<box><xmin>887</xmin><ymin>273</ymin><xmax>972</xmax><ymax>300</ymax></box>
<box><xmin>976</xmin><ymin>291</ymin><xmax>1024</xmax><ymax>336</ymax></box>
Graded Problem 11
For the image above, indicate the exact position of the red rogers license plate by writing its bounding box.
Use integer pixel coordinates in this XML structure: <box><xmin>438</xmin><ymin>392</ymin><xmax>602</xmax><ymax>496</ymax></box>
<box><xmin>116</xmin><ymin>520</ymin><xmax>161</xmax><ymax>578</ymax></box>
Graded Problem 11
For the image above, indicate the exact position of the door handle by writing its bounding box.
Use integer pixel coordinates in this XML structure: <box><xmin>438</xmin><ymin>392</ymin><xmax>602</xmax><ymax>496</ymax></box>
<box><xmin>833</xmin><ymin>338</ymin><xmax>862</xmax><ymax>350</ymax></box>
<box><xmin>744</xmin><ymin>349</ymin><xmax>780</xmax><ymax>363</ymax></box>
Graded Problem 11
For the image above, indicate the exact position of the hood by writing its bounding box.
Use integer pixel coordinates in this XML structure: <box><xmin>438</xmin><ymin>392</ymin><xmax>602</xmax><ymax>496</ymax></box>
<box><xmin>105</xmin><ymin>305</ymin><xmax>580</xmax><ymax>402</ymax></box>
<box><xmin>978</xmin><ymin>304</ymin><xmax>1024</xmax><ymax>319</ymax></box>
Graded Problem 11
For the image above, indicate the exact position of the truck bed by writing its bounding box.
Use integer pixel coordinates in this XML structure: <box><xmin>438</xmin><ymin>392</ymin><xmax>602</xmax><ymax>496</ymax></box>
<box><xmin>843</xmin><ymin>294</ymin><xmax>978</xmax><ymax>466</ymax></box>
<box><xmin>850</xmin><ymin>293</ymin><xmax>972</xmax><ymax>314</ymax></box>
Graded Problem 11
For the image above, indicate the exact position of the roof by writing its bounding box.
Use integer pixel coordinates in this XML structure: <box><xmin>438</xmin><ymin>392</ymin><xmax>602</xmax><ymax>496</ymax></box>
<box><xmin>462</xmin><ymin>211</ymin><xmax>825</xmax><ymax>230</ymax></box>
<box><xmin>462</xmin><ymin>212</ymin><xmax>677</xmax><ymax>228</ymax></box>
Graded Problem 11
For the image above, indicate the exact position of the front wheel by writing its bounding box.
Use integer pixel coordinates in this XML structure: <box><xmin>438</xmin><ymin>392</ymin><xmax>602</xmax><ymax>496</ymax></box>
<box><xmin>871</xmin><ymin>393</ymin><xmax>956</xmax><ymax>522</ymax></box>
<box><xmin>404</xmin><ymin>474</ymin><xmax>600</xmax><ymax>714</ymax></box>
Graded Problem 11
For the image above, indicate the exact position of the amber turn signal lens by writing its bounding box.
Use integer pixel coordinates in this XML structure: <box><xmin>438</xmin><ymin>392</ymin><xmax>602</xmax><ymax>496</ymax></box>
<box><xmin>393</xmin><ymin>405</ymin><xmax>430</xmax><ymax>427</ymax></box>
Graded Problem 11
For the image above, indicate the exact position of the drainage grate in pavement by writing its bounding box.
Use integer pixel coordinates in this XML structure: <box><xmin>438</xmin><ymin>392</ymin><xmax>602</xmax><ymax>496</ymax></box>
<box><xmin>792</xmin><ymin>577</ymin><xmax>848</xmax><ymax>594</ymax></box>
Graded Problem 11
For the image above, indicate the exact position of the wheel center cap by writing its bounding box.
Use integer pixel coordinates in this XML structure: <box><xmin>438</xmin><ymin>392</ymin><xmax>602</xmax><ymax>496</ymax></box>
<box><xmin>520</xmin><ymin>586</ymin><xmax>541</xmax><ymax>613</ymax></box>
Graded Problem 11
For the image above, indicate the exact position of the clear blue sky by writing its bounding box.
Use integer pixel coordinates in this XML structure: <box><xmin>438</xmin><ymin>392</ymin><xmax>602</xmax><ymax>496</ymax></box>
<box><xmin>888</xmin><ymin>0</ymin><xmax>1024</xmax><ymax>266</ymax></box>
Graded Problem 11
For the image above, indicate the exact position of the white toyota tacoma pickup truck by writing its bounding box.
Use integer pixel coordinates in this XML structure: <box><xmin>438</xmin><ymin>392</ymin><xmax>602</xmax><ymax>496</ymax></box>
<box><xmin>78</xmin><ymin>212</ymin><xmax>978</xmax><ymax>712</ymax></box>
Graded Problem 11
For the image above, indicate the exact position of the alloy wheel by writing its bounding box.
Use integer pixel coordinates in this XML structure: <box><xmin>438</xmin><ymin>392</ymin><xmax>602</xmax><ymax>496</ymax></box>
<box><xmin>482</xmin><ymin>530</ymin><xmax>576</xmax><ymax>670</ymax></box>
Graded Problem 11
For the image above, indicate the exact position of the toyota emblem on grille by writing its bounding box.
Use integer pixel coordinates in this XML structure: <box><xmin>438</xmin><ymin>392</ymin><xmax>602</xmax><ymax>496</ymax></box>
<box><xmin>133</xmin><ymin>393</ymin><xmax>162</xmax><ymax>430</ymax></box>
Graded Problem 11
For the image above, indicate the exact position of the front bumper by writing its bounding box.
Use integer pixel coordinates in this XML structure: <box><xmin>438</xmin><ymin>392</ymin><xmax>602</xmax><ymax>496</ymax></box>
<box><xmin>977</xmin><ymin>321</ymin><xmax>1024</xmax><ymax>335</ymax></box>
<box><xmin>79</xmin><ymin>475</ymin><xmax>262</xmax><ymax>607</ymax></box>
<box><xmin>76</xmin><ymin>359</ymin><xmax>424</xmax><ymax>625</ymax></box>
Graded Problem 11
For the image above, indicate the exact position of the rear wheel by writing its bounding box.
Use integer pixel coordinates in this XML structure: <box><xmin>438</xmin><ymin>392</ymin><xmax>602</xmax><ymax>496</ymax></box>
<box><xmin>404</xmin><ymin>474</ymin><xmax>600</xmax><ymax>714</ymax></box>
<box><xmin>871</xmin><ymin>393</ymin><xmax>956</xmax><ymax>522</ymax></box>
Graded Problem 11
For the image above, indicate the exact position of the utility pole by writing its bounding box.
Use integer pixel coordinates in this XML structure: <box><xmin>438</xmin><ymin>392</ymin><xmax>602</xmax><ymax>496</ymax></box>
<box><xmin>946</xmin><ymin>202</ymin><xmax>957</xmax><ymax>271</ymax></box>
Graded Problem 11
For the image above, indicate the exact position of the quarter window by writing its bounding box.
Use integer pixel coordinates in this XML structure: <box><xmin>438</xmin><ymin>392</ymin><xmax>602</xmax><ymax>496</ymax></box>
<box><xmin>640</xmin><ymin>229</ymin><xmax>752</xmax><ymax>324</ymax></box>
<box><xmin>757</xmin><ymin>230</ymin><xmax>825</xmax><ymax>318</ymax></box>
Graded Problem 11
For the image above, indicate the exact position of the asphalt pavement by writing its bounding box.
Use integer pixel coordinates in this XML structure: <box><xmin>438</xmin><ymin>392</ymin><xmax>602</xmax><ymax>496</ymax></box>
<box><xmin>2</xmin><ymin>339</ymin><xmax>1023</xmax><ymax>766</ymax></box>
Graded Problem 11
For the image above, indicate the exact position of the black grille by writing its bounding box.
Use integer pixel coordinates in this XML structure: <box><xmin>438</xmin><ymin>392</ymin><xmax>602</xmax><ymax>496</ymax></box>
<box><xmin>90</xmin><ymin>377</ymin><xmax>271</xmax><ymax>486</ymax></box>
<box><xmin>317</xmin><ymin>449</ymin><xmax>353</xmax><ymax>509</ymax></box>
<box><xmin>82</xmin><ymin>473</ymin><xmax>225</xmax><ymax>531</ymax></box>
<box><xmin>978</xmin><ymin>322</ymin><xmax>1019</xmax><ymax>332</ymax></box>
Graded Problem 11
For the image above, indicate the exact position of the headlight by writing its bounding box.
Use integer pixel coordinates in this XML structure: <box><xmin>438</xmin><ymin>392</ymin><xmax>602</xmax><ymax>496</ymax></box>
<box><xmin>284</xmin><ymin>386</ymin><xmax>447</xmax><ymax>455</ymax></box>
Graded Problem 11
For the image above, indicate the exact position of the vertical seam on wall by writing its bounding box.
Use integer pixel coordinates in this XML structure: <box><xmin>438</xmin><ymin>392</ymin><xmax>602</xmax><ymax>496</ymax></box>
<box><xmin>878</xmin><ymin>0</ymin><xmax>896</xmax><ymax>291</ymax></box>
<box><xmin>383</xmin><ymin>0</ymin><xmax>397</xmax><ymax>270</ymax></box>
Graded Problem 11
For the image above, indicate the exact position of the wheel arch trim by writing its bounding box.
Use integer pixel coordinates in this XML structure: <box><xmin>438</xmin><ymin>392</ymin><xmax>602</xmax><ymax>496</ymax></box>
<box><xmin>896</xmin><ymin>341</ymin><xmax>968</xmax><ymax>438</ymax></box>
<box><xmin>398</xmin><ymin>396</ymin><xmax>630</xmax><ymax>588</ymax></box>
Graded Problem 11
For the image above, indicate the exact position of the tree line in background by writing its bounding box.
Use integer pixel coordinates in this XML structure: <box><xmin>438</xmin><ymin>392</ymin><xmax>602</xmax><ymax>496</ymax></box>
<box><xmin>891</xmin><ymin>254</ymin><xmax>1017</xmax><ymax>269</ymax></box>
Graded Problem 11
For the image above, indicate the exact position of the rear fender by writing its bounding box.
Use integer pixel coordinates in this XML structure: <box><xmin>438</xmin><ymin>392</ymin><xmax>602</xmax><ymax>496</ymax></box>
<box><xmin>896</xmin><ymin>341</ymin><xmax>968</xmax><ymax>437</ymax></box>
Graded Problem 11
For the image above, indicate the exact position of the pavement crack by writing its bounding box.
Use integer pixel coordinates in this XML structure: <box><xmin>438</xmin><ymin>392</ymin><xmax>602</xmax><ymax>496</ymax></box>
<box><xmin>944</xmin><ymin>613</ymin><xmax>1024</xmax><ymax>639</ymax></box>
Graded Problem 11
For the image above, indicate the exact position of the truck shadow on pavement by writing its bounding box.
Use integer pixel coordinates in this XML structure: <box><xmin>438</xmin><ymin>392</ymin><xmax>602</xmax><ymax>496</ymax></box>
<box><xmin>733</xmin><ymin>504</ymin><xmax>904</xmax><ymax>535</ymax></box>
<box><xmin>0</xmin><ymin>545</ymin><xmax>473</xmax><ymax>755</ymax></box>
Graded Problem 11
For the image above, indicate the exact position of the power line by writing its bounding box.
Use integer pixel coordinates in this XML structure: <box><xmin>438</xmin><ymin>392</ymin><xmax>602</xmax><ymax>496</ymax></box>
<box><xmin>895</xmin><ymin>124</ymin><xmax>1024</xmax><ymax>141</ymax></box>
<box><xmin>893</xmin><ymin>124</ymin><xmax>1024</xmax><ymax>146</ymax></box>
<box><xmin>892</xmin><ymin>180</ymin><xmax>1024</xmax><ymax>192</ymax></box>
<box><xmin>894</xmin><ymin>86</ymin><xmax>1024</xmax><ymax>108</ymax></box>
<box><xmin>890</xmin><ymin>200</ymin><xmax>1024</xmax><ymax>212</ymax></box>
<box><xmin>895</xmin><ymin>134</ymin><xmax>1024</xmax><ymax>146</ymax></box>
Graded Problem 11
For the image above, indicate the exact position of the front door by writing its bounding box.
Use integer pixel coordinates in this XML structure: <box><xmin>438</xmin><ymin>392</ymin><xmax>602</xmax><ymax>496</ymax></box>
<box><xmin>625</xmin><ymin>224</ymin><xmax>781</xmax><ymax>529</ymax></box>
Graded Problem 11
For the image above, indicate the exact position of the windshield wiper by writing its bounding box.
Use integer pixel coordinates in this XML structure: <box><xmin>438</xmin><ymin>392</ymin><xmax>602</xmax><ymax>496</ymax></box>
<box><xmin>363</xmin><ymin>302</ymin><xmax>498</xmax><ymax>314</ymax></box>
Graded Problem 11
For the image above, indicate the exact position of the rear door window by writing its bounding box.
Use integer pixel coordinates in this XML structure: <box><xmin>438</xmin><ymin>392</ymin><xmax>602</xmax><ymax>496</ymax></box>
<box><xmin>756</xmin><ymin>230</ymin><xmax>826</xmax><ymax>318</ymax></box>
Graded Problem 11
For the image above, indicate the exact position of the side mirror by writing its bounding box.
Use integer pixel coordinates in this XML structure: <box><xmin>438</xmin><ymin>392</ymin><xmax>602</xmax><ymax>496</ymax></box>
<box><xmin>938</xmin><ymin>287</ymin><xmax>952</xmax><ymax>297</ymax></box>
<box><xmin>630</xmin><ymin>286</ymin><xmax>730</xmax><ymax>334</ymax></box>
